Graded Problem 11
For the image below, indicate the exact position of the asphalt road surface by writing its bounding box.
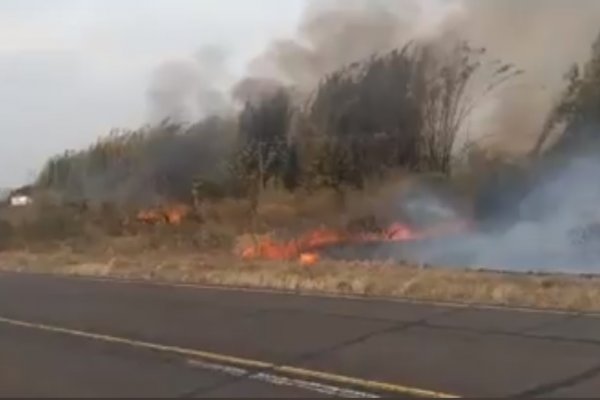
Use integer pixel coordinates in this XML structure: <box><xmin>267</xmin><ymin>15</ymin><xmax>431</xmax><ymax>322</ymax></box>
<box><xmin>1</xmin><ymin>272</ymin><xmax>600</xmax><ymax>397</ymax></box>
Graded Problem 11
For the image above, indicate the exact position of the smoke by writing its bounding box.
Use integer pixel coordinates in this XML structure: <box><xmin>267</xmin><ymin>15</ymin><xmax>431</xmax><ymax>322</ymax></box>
<box><xmin>386</xmin><ymin>0</ymin><xmax>600</xmax><ymax>273</ymax></box>
<box><xmin>231</xmin><ymin>77</ymin><xmax>285</xmax><ymax>106</ymax></box>
<box><xmin>142</xmin><ymin>0</ymin><xmax>600</xmax><ymax>150</ymax></box>
<box><xmin>442</xmin><ymin>0</ymin><xmax>600</xmax><ymax>153</ymax></box>
<box><xmin>237</xmin><ymin>0</ymin><xmax>600</xmax><ymax>152</ymax></box>
<box><xmin>144</xmin><ymin>0</ymin><xmax>600</xmax><ymax>150</ymax></box>
<box><xmin>355</xmin><ymin>152</ymin><xmax>600</xmax><ymax>274</ymax></box>
<box><xmin>245</xmin><ymin>0</ymin><xmax>424</xmax><ymax>90</ymax></box>
<box><xmin>147</xmin><ymin>45</ymin><xmax>232</xmax><ymax>124</ymax></box>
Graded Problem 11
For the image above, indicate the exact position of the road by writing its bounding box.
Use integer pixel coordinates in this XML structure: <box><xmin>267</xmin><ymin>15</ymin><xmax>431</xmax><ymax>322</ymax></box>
<box><xmin>0</xmin><ymin>273</ymin><xmax>600</xmax><ymax>397</ymax></box>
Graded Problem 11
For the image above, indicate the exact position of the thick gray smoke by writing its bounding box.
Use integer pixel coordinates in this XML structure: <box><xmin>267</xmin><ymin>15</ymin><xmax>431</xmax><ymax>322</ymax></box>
<box><xmin>231</xmin><ymin>77</ymin><xmax>285</xmax><ymax>106</ymax></box>
<box><xmin>246</xmin><ymin>0</ymin><xmax>422</xmax><ymax>90</ymax></box>
<box><xmin>443</xmin><ymin>0</ymin><xmax>600</xmax><ymax>153</ymax></box>
<box><xmin>147</xmin><ymin>46</ymin><xmax>232</xmax><ymax>124</ymax></box>
<box><xmin>381</xmin><ymin>155</ymin><xmax>600</xmax><ymax>274</ymax></box>
<box><xmin>243</xmin><ymin>0</ymin><xmax>600</xmax><ymax>153</ymax></box>
<box><xmin>146</xmin><ymin>1</ymin><xmax>600</xmax><ymax>146</ymax></box>
<box><xmin>147</xmin><ymin>0</ymin><xmax>600</xmax><ymax>147</ymax></box>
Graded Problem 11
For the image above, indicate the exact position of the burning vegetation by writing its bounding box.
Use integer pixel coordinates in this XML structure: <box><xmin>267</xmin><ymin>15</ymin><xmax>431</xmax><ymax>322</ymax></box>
<box><xmin>239</xmin><ymin>215</ymin><xmax>472</xmax><ymax>266</ymax></box>
<box><xmin>6</xmin><ymin>2</ymin><xmax>600</xmax><ymax>276</ymax></box>
<box><xmin>135</xmin><ymin>204</ymin><xmax>193</xmax><ymax>225</ymax></box>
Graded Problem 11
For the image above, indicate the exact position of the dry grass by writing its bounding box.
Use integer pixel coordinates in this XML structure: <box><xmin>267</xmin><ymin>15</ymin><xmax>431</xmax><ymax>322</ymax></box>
<box><xmin>2</xmin><ymin>179</ymin><xmax>600</xmax><ymax>313</ymax></box>
<box><xmin>3</xmin><ymin>239</ymin><xmax>600</xmax><ymax>313</ymax></box>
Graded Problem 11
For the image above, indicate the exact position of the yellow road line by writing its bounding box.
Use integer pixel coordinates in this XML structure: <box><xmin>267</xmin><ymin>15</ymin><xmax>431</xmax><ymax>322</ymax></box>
<box><xmin>0</xmin><ymin>315</ymin><xmax>458</xmax><ymax>398</ymax></box>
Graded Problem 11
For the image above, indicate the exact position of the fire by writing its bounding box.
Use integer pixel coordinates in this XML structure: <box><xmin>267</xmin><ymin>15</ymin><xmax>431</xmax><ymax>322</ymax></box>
<box><xmin>240</xmin><ymin>227</ymin><xmax>346</xmax><ymax>261</ymax></box>
<box><xmin>300</xmin><ymin>252</ymin><xmax>320</xmax><ymax>266</ymax></box>
<box><xmin>299</xmin><ymin>227</ymin><xmax>348</xmax><ymax>249</ymax></box>
<box><xmin>164</xmin><ymin>204</ymin><xmax>191</xmax><ymax>224</ymax></box>
<box><xmin>384</xmin><ymin>222</ymin><xmax>422</xmax><ymax>241</ymax></box>
<box><xmin>136</xmin><ymin>209</ymin><xmax>164</xmax><ymax>224</ymax></box>
<box><xmin>239</xmin><ymin>219</ymin><xmax>469</xmax><ymax>264</ymax></box>
<box><xmin>136</xmin><ymin>203</ymin><xmax>192</xmax><ymax>225</ymax></box>
<box><xmin>241</xmin><ymin>237</ymin><xmax>297</xmax><ymax>260</ymax></box>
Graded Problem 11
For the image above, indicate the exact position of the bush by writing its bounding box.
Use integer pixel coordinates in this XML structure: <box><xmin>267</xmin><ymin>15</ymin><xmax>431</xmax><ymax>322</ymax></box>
<box><xmin>0</xmin><ymin>219</ymin><xmax>14</xmax><ymax>250</ymax></box>
<box><xmin>16</xmin><ymin>204</ymin><xmax>86</xmax><ymax>242</ymax></box>
<box><xmin>36</xmin><ymin>116</ymin><xmax>237</xmax><ymax>206</ymax></box>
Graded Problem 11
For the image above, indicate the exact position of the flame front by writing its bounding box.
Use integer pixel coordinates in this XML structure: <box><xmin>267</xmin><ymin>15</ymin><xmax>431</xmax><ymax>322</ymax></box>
<box><xmin>241</xmin><ymin>227</ymin><xmax>346</xmax><ymax>262</ymax></box>
<box><xmin>136</xmin><ymin>203</ymin><xmax>192</xmax><ymax>225</ymax></box>
<box><xmin>299</xmin><ymin>252</ymin><xmax>320</xmax><ymax>266</ymax></box>
<box><xmin>238</xmin><ymin>221</ymin><xmax>456</xmax><ymax>265</ymax></box>
<box><xmin>135</xmin><ymin>203</ymin><xmax>470</xmax><ymax>266</ymax></box>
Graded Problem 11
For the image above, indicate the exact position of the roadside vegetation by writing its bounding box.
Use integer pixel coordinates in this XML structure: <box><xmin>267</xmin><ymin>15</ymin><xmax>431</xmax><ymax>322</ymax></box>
<box><xmin>3</xmin><ymin>34</ymin><xmax>600</xmax><ymax>311</ymax></box>
<box><xmin>5</xmin><ymin>244</ymin><xmax>600</xmax><ymax>312</ymax></box>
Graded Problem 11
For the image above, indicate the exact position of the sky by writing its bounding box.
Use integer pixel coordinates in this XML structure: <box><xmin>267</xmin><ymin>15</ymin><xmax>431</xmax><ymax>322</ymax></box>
<box><xmin>0</xmin><ymin>0</ymin><xmax>305</xmax><ymax>188</ymax></box>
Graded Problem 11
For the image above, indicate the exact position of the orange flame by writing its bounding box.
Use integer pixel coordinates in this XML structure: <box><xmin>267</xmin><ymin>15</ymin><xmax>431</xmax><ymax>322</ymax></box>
<box><xmin>384</xmin><ymin>222</ymin><xmax>423</xmax><ymax>241</ymax></box>
<box><xmin>136</xmin><ymin>203</ymin><xmax>192</xmax><ymax>225</ymax></box>
<box><xmin>300</xmin><ymin>252</ymin><xmax>320</xmax><ymax>266</ymax></box>
<box><xmin>241</xmin><ymin>227</ymin><xmax>346</xmax><ymax>261</ymax></box>
<box><xmin>240</xmin><ymin>219</ymin><xmax>469</xmax><ymax>264</ymax></box>
<box><xmin>164</xmin><ymin>204</ymin><xmax>191</xmax><ymax>224</ymax></box>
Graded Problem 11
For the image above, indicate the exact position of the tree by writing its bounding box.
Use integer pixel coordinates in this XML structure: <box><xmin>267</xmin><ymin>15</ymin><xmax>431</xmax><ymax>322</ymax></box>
<box><xmin>236</xmin><ymin>90</ymin><xmax>292</xmax><ymax>191</ymax></box>
<box><xmin>416</xmin><ymin>41</ymin><xmax>521</xmax><ymax>173</ymax></box>
<box><xmin>534</xmin><ymin>31</ymin><xmax>600</xmax><ymax>156</ymax></box>
<box><xmin>302</xmin><ymin>40</ymin><xmax>519</xmax><ymax>199</ymax></box>
<box><xmin>307</xmin><ymin>45</ymin><xmax>423</xmax><ymax>178</ymax></box>
<box><xmin>282</xmin><ymin>142</ymin><xmax>301</xmax><ymax>191</ymax></box>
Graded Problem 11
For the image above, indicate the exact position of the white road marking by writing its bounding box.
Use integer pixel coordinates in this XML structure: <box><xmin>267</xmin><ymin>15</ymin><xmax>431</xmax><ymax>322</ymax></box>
<box><xmin>0</xmin><ymin>314</ymin><xmax>458</xmax><ymax>398</ymax></box>
<box><xmin>186</xmin><ymin>358</ymin><xmax>378</xmax><ymax>398</ymax></box>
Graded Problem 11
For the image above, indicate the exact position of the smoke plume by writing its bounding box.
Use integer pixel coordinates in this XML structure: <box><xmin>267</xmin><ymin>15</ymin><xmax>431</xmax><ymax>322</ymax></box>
<box><xmin>246</xmin><ymin>0</ymin><xmax>423</xmax><ymax>90</ymax></box>
<box><xmin>443</xmin><ymin>0</ymin><xmax>600</xmax><ymax>152</ymax></box>
<box><xmin>145</xmin><ymin>0</ymin><xmax>600</xmax><ymax>150</ymax></box>
<box><xmin>147</xmin><ymin>46</ymin><xmax>232</xmax><ymax>124</ymax></box>
<box><xmin>369</xmin><ymin>155</ymin><xmax>600</xmax><ymax>274</ymax></box>
<box><xmin>241</xmin><ymin>0</ymin><xmax>600</xmax><ymax>152</ymax></box>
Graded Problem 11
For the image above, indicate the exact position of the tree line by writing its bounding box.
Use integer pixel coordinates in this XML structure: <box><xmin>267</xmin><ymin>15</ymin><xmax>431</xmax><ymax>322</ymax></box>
<box><xmin>45</xmin><ymin>36</ymin><xmax>590</xmax><ymax>211</ymax></box>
